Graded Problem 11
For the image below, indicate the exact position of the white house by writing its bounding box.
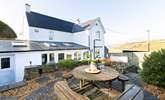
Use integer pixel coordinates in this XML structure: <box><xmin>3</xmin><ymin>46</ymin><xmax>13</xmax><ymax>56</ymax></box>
<box><xmin>0</xmin><ymin>4</ymin><xmax>106</xmax><ymax>86</ymax></box>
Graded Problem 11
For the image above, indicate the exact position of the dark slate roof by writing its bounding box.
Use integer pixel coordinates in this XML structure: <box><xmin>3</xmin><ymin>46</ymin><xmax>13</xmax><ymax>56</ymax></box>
<box><xmin>26</xmin><ymin>12</ymin><xmax>85</xmax><ymax>33</ymax></box>
<box><xmin>0</xmin><ymin>40</ymin><xmax>88</xmax><ymax>53</ymax></box>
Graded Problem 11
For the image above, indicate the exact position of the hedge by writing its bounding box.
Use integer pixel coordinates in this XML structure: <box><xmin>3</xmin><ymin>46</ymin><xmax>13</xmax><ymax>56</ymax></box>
<box><xmin>140</xmin><ymin>49</ymin><xmax>165</xmax><ymax>87</ymax></box>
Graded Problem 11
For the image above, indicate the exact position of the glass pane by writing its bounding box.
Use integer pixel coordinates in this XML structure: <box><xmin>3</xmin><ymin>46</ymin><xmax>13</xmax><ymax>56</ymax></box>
<box><xmin>74</xmin><ymin>52</ymin><xmax>78</xmax><ymax>60</ymax></box>
<box><xmin>1</xmin><ymin>58</ymin><xmax>10</xmax><ymax>69</ymax></box>
<box><xmin>42</xmin><ymin>54</ymin><xmax>47</xmax><ymax>64</ymax></box>
<box><xmin>49</xmin><ymin>53</ymin><xmax>55</xmax><ymax>62</ymax></box>
<box><xmin>58</xmin><ymin>53</ymin><xmax>64</xmax><ymax>61</ymax></box>
<box><xmin>66</xmin><ymin>54</ymin><xmax>72</xmax><ymax>59</ymax></box>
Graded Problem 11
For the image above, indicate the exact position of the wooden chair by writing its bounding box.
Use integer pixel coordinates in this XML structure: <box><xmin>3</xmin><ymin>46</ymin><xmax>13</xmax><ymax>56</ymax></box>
<box><xmin>54</xmin><ymin>81</ymin><xmax>90</xmax><ymax>100</ymax></box>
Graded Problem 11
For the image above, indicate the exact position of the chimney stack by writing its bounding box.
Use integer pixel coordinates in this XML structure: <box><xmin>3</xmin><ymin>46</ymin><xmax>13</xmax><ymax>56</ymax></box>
<box><xmin>25</xmin><ymin>4</ymin><xmax>31</xmax><ymax>13</ymax></box>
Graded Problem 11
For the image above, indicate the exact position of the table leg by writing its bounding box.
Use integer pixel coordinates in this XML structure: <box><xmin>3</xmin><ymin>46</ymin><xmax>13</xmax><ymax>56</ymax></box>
<box><xmin>80</xmin><ymin>80</ymin><xmax>83</xmax><ymax>89</ymax></box>
<box><xmin>82</xmin><ymin>80</ymin><xmax>85</xmax><ymax>85</ymax></box>
<box><xmin>109</xmin><ymin>81</ymin><xmax>112</xmax><ymax>88</ymax></box>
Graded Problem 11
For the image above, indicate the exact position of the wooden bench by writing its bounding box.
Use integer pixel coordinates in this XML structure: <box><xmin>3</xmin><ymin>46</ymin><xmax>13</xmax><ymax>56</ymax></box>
<box><xmin>54</xmin><ymin>81</ymin><xmax>90</xmax><ymax>100</ymax></box>
<box><xmin>98</xmin><ymin>84</ymin><xmax>143</xmax><ymax>100</ymax></box>
<box><xmin>118</xmin><ymin>74</ymin><xmax>129</xmax><ymax>91</ymax></box>
<box><xmin>117</xmin><ymin>84</ymin><xmax>144</xmax><ymax>100</ymax></box>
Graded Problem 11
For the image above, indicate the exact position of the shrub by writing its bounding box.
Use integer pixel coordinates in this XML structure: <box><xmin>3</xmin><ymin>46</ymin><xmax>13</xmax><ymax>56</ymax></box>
<box><xmin>78</xmin><ymin>60</ymin><xmax>90</xmax><ymax>65</ymax></box>
<box><xmin>42</xmin><ymin>63</ymin><xmax>56</xmax><ymax>73</ymax></box>
<box><xmin>57</xmin><ymin>59</ymin><xmax>92</xmax><ymax>70</ymax></box>
<box><xmin>57</xmin><ymin>59</ymin><xmax>79</xmax><ymax>70</ymax></box>
<box><xmin>140</xmin><ymin>49</ymin><xmax>165</xmax><ymax>87</ymax></box>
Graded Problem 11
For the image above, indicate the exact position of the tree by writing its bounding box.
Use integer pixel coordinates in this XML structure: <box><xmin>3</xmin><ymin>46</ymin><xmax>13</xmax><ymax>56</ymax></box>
<box><xmin>0</xmin><ymin>21</ymin><xmax>17</xmax><ymax>39</ymax></box>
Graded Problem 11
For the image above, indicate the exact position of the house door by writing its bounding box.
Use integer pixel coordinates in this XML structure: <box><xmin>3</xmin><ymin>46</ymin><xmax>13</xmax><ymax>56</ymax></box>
<box><xmin>0</xmin><ymin>56</ymin><xmax>14</xmax><ymax>86</ymax></box>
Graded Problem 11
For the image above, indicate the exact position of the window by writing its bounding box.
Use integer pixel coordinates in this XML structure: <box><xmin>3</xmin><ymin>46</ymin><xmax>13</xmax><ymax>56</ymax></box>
<box><xmin>49</xmin><ymin>31</ymin><xmax>54</xmax><ymax>40</ymax></box>
<box><xmin>58</xmin><ymin>53</ymin><xmax>64</xmax><ymax>61</ymax></box>
<box><xmin>49</xmin><ymin>53</ymin><xmax>55</xmax><ymax>62</ymax></box>
<box><xmin>42</xmin><ymin>54</ymin><xmax>47</xmax><ymax>65</ymax></box>
<box><xmin>50</xmin><ymin>43</ymin><xmax>57</xmax><ymax>47</ymax></box>
<box><xmin>0</xmin><ymin>58</ymin><xmax>10</xmax><ymax>69</ymax></box>
<box><xmin>78</xmin><ymin>53</ymin><xmax>81</xmax><ymax>60</ymax></box>
<box><xmin>95</xmin><ymin>49</ymin><xmax>100</xmax><ymax>58</ymax></box>
<box><xmin>66</xmin><ymin>54</ymin><xmax>72</xmax><ymax>60</ymax></box>
<box><xmin>74</xmin><ymin>52</ymin><xmax>78</xmax><ymax>60</ymax></box>
<box><xmin>43</xmin><ymin>42</ymin><xmax>50</xmax><ymax>47</ymax></box>
<box><xmin>83</xmin><ymin>52</ymin><xmax>88</xmax><ymax>59</ymax></box>
<box><xmin>74</xmin><ymin>52</ymin><xmax>81</xmax><ymax>60</ymax></box>
<box><xmin>63</xmin><ymin>43</ymin><xmax>72</xmax><ymax>47</ymax></box>
<box><xmin>12</xmin><ymin>42</ymin><xmax>27</xmax><ymax>47</ymax></box>
<box><xmin>96</xmin><ymin>31</ymin><xmax>101</xmax><ymax>39</ymax></box>
<box><xmin>34</xmin><ymin>29</ymin><xmax>39</xmax><ymax>32</ymax></box>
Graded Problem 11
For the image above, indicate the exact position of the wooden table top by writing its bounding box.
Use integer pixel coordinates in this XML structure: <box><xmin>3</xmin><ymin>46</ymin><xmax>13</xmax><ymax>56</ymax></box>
<box><xmin>72</xmin><ymin>65</ymin><xmax>119</xmax><ymax>82</ymax></box>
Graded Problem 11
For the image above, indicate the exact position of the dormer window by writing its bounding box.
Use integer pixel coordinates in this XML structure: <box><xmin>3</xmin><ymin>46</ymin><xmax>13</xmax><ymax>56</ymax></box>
<box><xmin>12</xmin><ymin>41</ymin><xmax>27</xmax><ymax>47</ymax></box>
<box><xmin>50</xmin><ymin>43</ymin><xmax>57</xmax><ymax>47</ymax></box>
<box><xmin>49</xmin><ymin>31</ymin><xmax>54</xmax><ymax>40</ymax></box>
<box><xmin>43</xmin><ymin>43</ymin><xmax>50</xmax><ymax>47</ymax></box>
<box><xmin>34</xmin><ymin>28</ymin><xmax>39</xmax><ymax>32</ymax></box>
<box><xmin>63</xmin><ymin>43</ymin><xmax>72</xmax><ymax>47</ymax></box>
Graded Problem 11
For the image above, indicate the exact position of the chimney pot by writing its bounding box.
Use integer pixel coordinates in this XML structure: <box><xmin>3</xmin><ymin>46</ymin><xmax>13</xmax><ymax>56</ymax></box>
<box><xmin>25</xmin><ymin>4</ymin><xmax>31</xmax><ymax>13</ymax></box>
<box><xmin>76</xmin><ymin>19</ymin><xmax>80</xmax><ymax>24</ymax></box>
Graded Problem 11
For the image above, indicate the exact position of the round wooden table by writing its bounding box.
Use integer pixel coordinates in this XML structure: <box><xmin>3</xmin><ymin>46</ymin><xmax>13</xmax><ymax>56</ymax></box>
<box><xmin>72</xmin><ymin>65</ymin><xmax>119</xmax><ymax>88</ymax></box>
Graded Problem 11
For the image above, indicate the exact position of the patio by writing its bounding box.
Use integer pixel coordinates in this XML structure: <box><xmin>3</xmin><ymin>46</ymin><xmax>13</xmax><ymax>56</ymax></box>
<box><xmin>24</xmin><ymin>71</ymin><xmax>159</xmax><ymax>100</ymax></box>
<box><xmin>0</xmin><ymin>69</ymin><xmax>159</xmax><ymax>100</ymax></box>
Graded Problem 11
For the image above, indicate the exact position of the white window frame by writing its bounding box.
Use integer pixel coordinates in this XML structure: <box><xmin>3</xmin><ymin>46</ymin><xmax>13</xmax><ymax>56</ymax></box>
<box><xmin>96</xmin><ymin>31</ymin><xmax>101</xmax><ymax>39</ymax></box>
<box><xmin>74</xmin><ymin>52</ymin><xmax>81</xmax><ymax>60</ymax></box>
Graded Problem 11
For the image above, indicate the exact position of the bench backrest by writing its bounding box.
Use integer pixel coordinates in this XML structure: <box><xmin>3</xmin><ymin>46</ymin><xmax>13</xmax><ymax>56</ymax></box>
<box><xmin>54</xmin><ymin>81</ymin><xmax>89</xmax><ymax>100</ymax></box>
<box><xmin>118</xmin><ymin>84</ymin><xmax>144</xmax><ymax>100</ymax></box>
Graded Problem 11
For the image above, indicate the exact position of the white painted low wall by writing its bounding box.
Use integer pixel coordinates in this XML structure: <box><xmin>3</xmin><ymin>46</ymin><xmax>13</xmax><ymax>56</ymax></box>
<box><xmin>110</xmin><ymin>56</ymin><xmax>128</xmax><ymax>63</ymax></box>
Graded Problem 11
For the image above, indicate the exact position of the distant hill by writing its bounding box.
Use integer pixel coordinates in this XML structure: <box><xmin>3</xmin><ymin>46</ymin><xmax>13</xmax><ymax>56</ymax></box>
<box><xmin>0</xmin><ymin>21</ymin><xmax>17</xmax><ymax>39</ymax></box>
<box><xmin>109</xmin><ymin>39</ymin><xmax>165</xmax><ymax>53</ymax></box>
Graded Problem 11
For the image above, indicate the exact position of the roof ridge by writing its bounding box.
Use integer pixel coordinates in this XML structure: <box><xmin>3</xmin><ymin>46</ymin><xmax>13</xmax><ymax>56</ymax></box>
<box><xmin>29</xmin><ymin>11</ymin><xmax>75</xmax><ymax>24</ymax></box>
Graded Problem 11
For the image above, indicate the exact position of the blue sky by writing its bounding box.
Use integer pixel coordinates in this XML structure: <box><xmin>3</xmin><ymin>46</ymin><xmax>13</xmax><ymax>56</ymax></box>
<box><xmin>0</xmin><ymin>0</ymin><xmax>165</xmax><ymax>46</ymax></box>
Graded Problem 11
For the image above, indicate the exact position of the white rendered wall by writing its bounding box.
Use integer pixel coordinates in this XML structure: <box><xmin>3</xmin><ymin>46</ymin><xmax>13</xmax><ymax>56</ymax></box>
<box><xmin>14</xmin><ymin>52</ymin><xmax>42</xmax><ymax>82</ymax></box>
<box><xmin>89</xmin><ymin>20</ymin><xmax>105</xmax><ymax>58</ymax></box>
<box><xmin>0</xmin><ymin>54</ymin><xmax>15</xmax><ymax>86</ymax></box>
<box><xmin>73</xmin><ymin>30</ymin><xmax>89</xmax><ymax>47</ymax></box>
<box><xmin>14</xmin><ymin>49</ymin><xmax>88</xmax><ymax>83</ymax></box>
<box><xmin>29</xmin><ymin>27</ymin><xmax>73</xmax><ymax>42</ymax></box>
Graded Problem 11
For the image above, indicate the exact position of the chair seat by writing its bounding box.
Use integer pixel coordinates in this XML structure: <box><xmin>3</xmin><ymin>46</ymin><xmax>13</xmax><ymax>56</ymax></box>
<box><xmin>99</xmin><ymin>88</ymin><xmax>121</xmax><ymax>98</ymax></box>
<box><xmin>118</xmin><ymin>74</ymin><xmax>129</xmax><ymax>81</ymax></box>
<box><xmin>63</xmin><ymin>72</ymin><xmax>73</xmax><ymax>79</ymax></box>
